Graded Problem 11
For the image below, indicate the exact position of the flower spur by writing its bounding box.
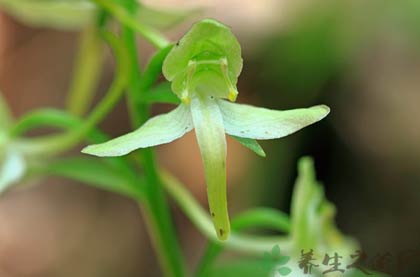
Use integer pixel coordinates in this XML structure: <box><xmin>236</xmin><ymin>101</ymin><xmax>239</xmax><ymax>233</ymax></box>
<box><xmin>82</xmin><ymin>19</ymin><xmax>330</xmax><ymax>240</ymax></box>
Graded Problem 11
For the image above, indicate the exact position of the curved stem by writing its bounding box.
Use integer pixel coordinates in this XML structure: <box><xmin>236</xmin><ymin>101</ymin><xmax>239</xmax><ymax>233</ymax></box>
<box><xmin>66</xmin><ymin>25</ymin><xmax>104</xmax><ymax>116</ymax></box>
<box><xmin>93</xmin><ymin>0</ymin><xmax>170</xmax><ymax>49</ymax></box>
<box><xmin>15</xmin><ymin>31</ymin><xmax>129</xmax><ymax>156</ymax></box>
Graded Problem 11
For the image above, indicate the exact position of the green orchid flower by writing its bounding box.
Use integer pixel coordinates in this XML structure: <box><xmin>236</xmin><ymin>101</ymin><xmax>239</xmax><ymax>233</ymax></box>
<box><xmin>82</xmin><ymin>19</ymin><xmax>330</xmax><ymax>240</ymax></box>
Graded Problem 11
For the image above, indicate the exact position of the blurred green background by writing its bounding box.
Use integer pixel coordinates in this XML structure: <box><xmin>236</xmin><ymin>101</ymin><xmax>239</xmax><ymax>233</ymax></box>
<box><xmin>1</xmin><ymin>0</ymin><xmax>420</xmax><ymax>276</ymax></box>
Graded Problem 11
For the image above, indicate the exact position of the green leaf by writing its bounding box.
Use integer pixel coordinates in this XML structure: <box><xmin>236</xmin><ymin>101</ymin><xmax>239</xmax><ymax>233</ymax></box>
<box><xmin>10</xmin><ymin>108</ymin><xmax>136</xmax><ymax>180</ymax></box>
<box><xmin>142</xmin><ymin>82</ymin><xmax>181</xmax><ymax>104</ymax></box>
<box><xmin>82</xmin><ymin>104</ymin><xmax>192</xmax><ymax>157</ymax></box>
<box><xmin>276</xmin><ymin>256</ymin><xmax>290</xmax><ymax>266</ymax></box>
<box><xmin>140</xmin><ymin>45</ymin><xmax>174</xmax><ymax>91</ymax></box>
<box><xmin>0</xmin><ymin>0</ymin><xmax>96</xmax><ymax>30</ymax></box>
<box><xmin>36</xmin><ymin>157</ymin><xmax>144</xmax><ymax>200</ymax></box>
<box><xmin>190</xmin><ymin>96</ymin><xmax>229</xmax><ymax>240</ymax></box>
<box><xmin>0</xmin><ymin>148</ymin><xmax>26</xmax><ymax>193</ymax></box>
<box><xmin>11</xmin><ymin>109</ymin><xmax>82</xmax><ymax>137</ymax></box>
<box><xmin>231</xmin><ymin>208</ymin><xmax>290</xmax><ymax>233</ymax></box>
<box><xmin>10</xmin><ymin>108</ymin><xmax>108</xmax><ymax>143</ymax></box>
<box><xmin>230</xmin><ymin>135</ymin><xmax>266</xmax><ymax>157</ymax></box>
<box><xmin>218</xmin><ymin>100</ymin><xmax>330</xmax><ymax>140</ymax></box>
<box><xmin>162</xmin><ymin>19</ymin><xmax>242</xmax><ymax>101</ymax></box>
<box><xmin>137</xmin><ymin>3</ymin><xmax>202</xmax><ymax>30</ymax></box>
<box><xmin>271</xmin><ymin>244</ymin><xmax>281</xmax><ymax>257</ymax></box>
<box><xmin>278</xmin><ymin>266</ymin><xmax>292</xmax><ymax>276</ymax></box>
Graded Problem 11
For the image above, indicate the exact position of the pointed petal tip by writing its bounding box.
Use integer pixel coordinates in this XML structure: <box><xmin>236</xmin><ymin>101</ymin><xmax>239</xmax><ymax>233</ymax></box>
<box><xmin>81</xmin><ymin>144</ymin><xmax>130</xmax><ymax>157</ymax></box>
<box><xmin>315</xmin><ymin>104</ymin><xmax>331</xmax><ymax>118</ymax></box>
<box><xmin>81</xmin><ymin>144</ymin><xmax>124</xmax><ymax>157</ymax></box>
<box><xmin>81</xmin><ymin>145</ymin><xmax>100</xmax><ymax>157</ymax></box>
<box><xmin>81</xmin><ymin>146</ymin><xmax>90</xmax><ymax>154</ymax></box>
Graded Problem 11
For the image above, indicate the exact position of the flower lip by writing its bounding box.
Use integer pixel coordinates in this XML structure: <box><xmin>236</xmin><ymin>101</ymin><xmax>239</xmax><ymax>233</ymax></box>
<box><xmin>177</xmin><ymin>58</ymin><xmax>239</xmax><ymax>103</ymax></box>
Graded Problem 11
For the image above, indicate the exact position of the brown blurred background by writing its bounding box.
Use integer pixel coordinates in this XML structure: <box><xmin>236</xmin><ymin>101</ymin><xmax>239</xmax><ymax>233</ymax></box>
<box><xmin>1</xmin><ymin>0</ymin><xmax>420</xmax><ymax>276</ymax></box>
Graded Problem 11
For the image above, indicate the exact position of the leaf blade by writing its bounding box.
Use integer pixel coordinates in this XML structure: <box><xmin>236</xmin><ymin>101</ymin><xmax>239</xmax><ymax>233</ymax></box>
<box><xmin>142</xmin><ymin>82</ymin><xmax>181</xmax><ymax>105</ymax></box>
<box><xmin>230</xmin><ymin>135</ymin><xmax>266</xmax><ymax>157</ymax></box>
<box><xmin>36</xmin><ymin>157</ymin><xmax>144</xmax><ymax>200</ymax></box>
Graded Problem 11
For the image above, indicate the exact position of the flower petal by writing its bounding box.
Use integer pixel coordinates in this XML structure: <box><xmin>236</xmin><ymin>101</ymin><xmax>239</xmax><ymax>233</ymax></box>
<box><xmin>218</xmin><ymin>100</ymin><xmax>330</xmax><ymax>140</ymax></box>
<box><xmin>82</xmin><ymin>104</ymin><xmax>192</xmax><ymax>157</ymax></box>
<box><xmin>190</xmin><ymin>96</ymin><xmax>230</xmax><ymax>240</ymax></box>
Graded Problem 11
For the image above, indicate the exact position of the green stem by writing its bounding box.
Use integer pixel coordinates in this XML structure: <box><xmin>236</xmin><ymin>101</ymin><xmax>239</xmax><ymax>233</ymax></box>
<box><xmin>121</xmin><ymin>2</ymin><xmax>185</xmax><ymax>276</ymax></box>
<box><xmin>121</xmin><ymin>12</ymin><xmax>144</xmax><ymax>127</ymax></box>
<box><xmin>15</xmin><ymin>31</ymin><xmax>129</xmax><ymax>156</ymax></box>
<box><xmin>139</xmin><ymin>151</ymin><xmax>185</xmax><ymax>277</ymax></box>
<box><xmin>93</xmin><ymin>0</ymin><xmax>170</xmax><ymax>49</ymax></box>
<box><xmin>66</xmin><ymin>25</ymin><xmax>104</xmax><ymax>116</ymax></box>
<box><xmin>120</xmin><ymin>0</ymin><xmax>147</xmax><ymax>128</ymax></box>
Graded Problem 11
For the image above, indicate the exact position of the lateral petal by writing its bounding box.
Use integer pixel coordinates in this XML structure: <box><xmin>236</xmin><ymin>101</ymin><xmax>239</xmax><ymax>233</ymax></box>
<box><xmin>82</xmin><ymin>104</ymin><xmax>192</xmax><ymax>157</ymax></box>
<box><xmin>218</xmin><ymin>100</ymin><xmax>330</xmax><ymax>140</ymax></box>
